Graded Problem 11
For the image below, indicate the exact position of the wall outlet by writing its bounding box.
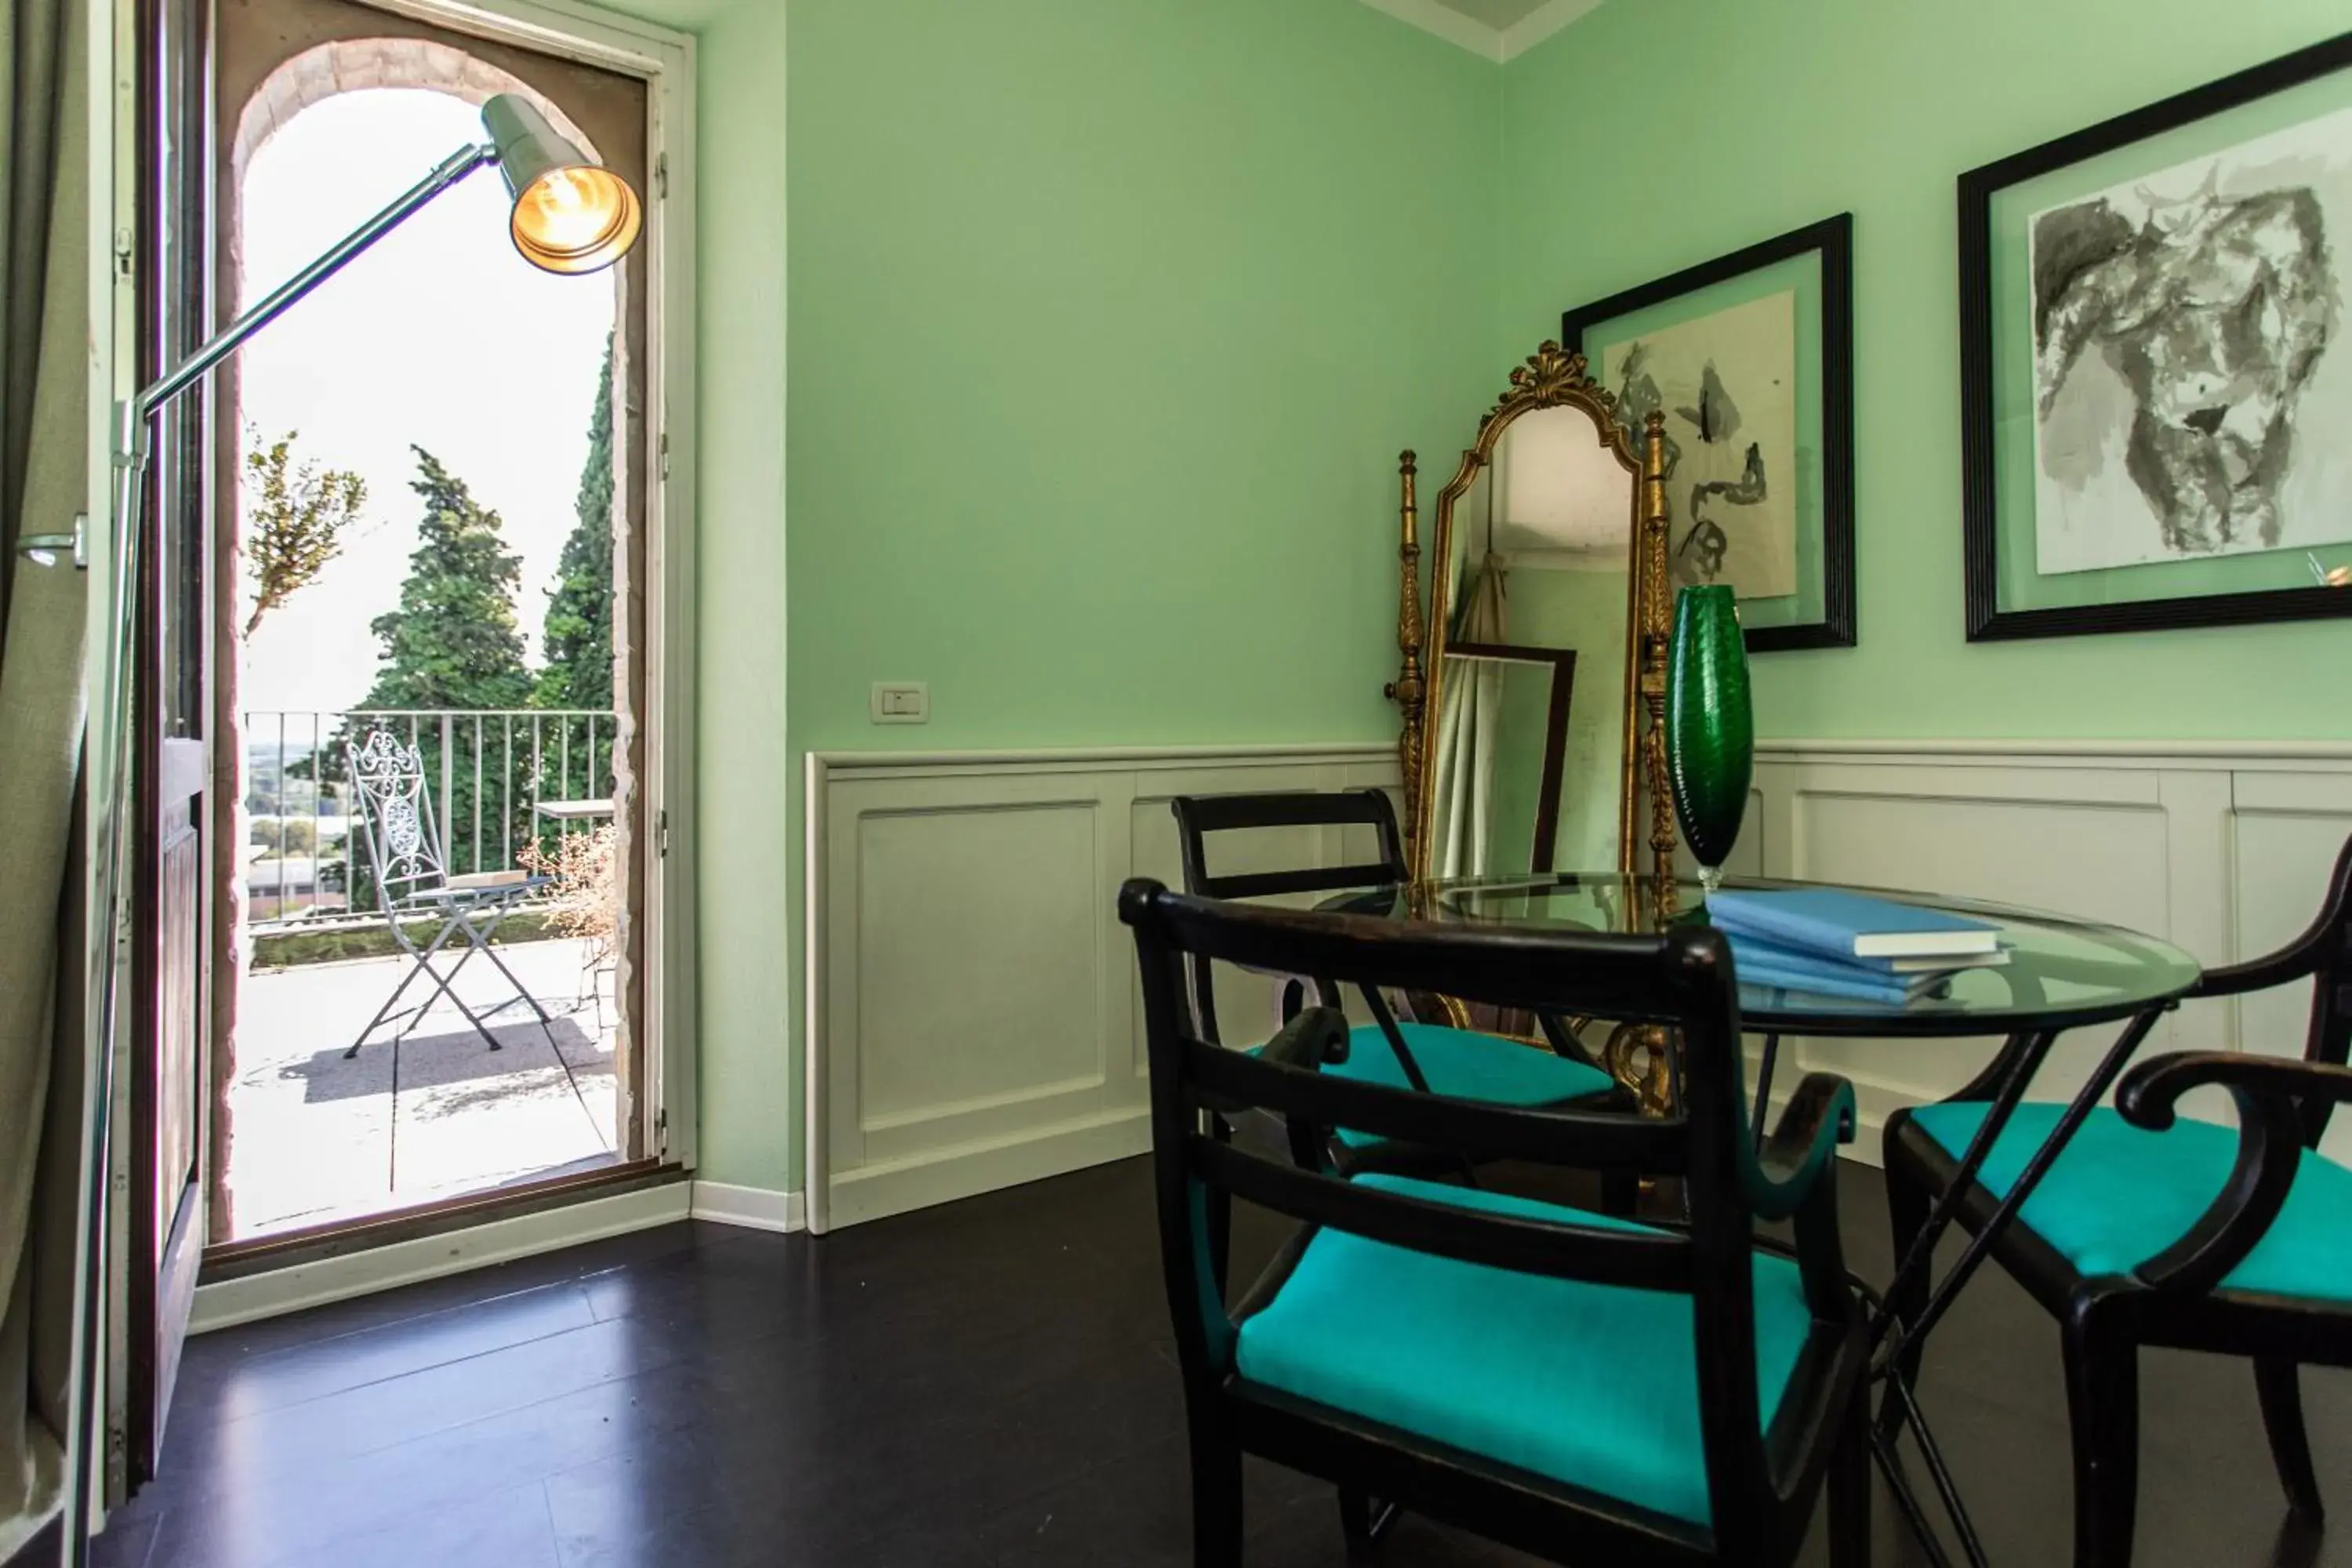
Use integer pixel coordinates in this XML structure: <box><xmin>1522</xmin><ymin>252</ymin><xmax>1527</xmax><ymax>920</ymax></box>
<box><xmin>870</xmin><ymin>681</ymin><xmax>929</xmax><ymax>724</ymax></box>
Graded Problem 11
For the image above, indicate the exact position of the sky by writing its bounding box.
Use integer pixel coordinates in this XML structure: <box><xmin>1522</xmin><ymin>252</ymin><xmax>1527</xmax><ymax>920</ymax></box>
<box><xmin>238</xmin><ymin>89</ymin><xmax>618</xmax><ymax>718</ymax></box>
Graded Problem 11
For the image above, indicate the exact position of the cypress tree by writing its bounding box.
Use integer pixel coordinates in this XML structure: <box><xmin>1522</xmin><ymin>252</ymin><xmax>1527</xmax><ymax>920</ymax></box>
<box><xmin>343</xmin><ymin>448</ymin><xmax>533</xmax><ymax>880</ymax></box>
<box><xmin>360</xmin><ymin>447</ymin><xmax>533</xmax><ymax>713</ymax></box>
<box><xmin>535</xmin><ymin>336</ymin><xmax>616</xmax><ymax>712</ymax></box>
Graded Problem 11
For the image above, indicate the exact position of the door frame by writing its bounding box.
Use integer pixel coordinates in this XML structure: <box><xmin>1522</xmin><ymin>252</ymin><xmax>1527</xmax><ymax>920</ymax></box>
<box><xmin>149</xmin><ymin>0</ymin><xmax>699</xmax><ymax>1301</ymax></box>
<box><xmin>355</xmin><ymin>0</ymin><xmax>705</xmax><ymax>1175</ymax></box>
<box><xmin>123</xmin><ymin>0</ymin><xmax>218</xmax><ymax>1498</ymax></box>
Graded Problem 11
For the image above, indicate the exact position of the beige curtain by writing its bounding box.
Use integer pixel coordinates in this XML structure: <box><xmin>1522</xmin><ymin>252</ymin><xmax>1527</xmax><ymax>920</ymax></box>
<box><xmin>1428</xmin><ymin>554</ymin><xmax>1508</xmax><ymax>880</ymax></box>
<box><xmin>0</xmin><ymin>0</ymin><xmax>87</xmax><ymax>1551</ymax></box>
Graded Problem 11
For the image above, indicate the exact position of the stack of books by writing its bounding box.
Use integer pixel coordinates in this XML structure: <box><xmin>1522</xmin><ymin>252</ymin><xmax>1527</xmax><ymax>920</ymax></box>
<box><xmin>1704</xmin><ymin>888</ymin><xmax>2006</xmax><ymax>1006</ymax></box>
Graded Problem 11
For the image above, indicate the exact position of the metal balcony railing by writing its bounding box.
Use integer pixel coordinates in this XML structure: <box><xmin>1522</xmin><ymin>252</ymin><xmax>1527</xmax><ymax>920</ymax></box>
<box><xmin>242</xmin><ymin>706</ymin><xmax>619</xmax><ymax>928</ymax></box>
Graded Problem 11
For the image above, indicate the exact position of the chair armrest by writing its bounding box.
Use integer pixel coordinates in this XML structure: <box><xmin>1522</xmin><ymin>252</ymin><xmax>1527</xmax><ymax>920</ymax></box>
<box><xmin>1535</xmin><ymin>1011</ymin><xmax>1607</xmax><ymax>1071</ymax></box>
<box><xmin>2115</xmin><ymin>1052</ymin><xmax>2352</xmax><ymax>1292</ymax></box>
<box><xmin>416</xmin><ymin>873</ymin><xmax>551</xmax><ymax>906</ymax></box>
<box><xmin>2120</xmin><ymin>1052</ymin><xmax>2352</xmax><ymax>1127</ymax></box>
<box><xmin>1202</xmin><ymin>1006</ymin><xmax>1348</xmax><ymax>1124</ymax></box>
<box><xmin>446</xmin><ymin>869</ymin><xmax>532</xmax><ymax>891</ymax></box>
<box><xmin>1261</xmin><ymin>1007</ymin><xmax>1349</xmax><ymax>1073</ymax></box>
<box><xmin>1745</xmin><ymin>1072</ymin><xmax>1857</xmax><ymax>1223</ymax></box>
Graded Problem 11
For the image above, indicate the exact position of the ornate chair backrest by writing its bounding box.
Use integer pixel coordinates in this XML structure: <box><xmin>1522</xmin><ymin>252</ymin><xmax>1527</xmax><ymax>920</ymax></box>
<box><xmin>2297</xmin><ymin>836</ymin><xmax>2352</xmax><ymax>1139</ymax></box>
<box><xmin>1167</xmin><ymin>789</ymin><xmax>1407</xmax><ymax>1046</ymax></box>
<box><xmin>347</xmin><ymin>730</ymin><xmax>448</xmax><ymax>904</ymax></box>
<box><xmin>2199</xmin><ymin>833</ymin><xmax>2352</xmax><ymax>1150</ymax></box>
<box><xmin>1120</xmin><ymin>879</ymin><xmax>1853</xmax><ymax>1548</ymax></box>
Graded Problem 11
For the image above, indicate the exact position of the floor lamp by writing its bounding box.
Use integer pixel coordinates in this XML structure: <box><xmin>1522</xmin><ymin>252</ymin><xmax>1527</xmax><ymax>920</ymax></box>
<box><xmin>58</xmin><ymin>93</ymin><xmax>643</xmax><ymax>1558</ymax></box>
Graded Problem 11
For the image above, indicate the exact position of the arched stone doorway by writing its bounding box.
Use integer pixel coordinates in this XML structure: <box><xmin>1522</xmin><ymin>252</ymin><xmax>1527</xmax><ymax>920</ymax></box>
<box><xmin>209</xmin><ymin>2</ymin><xmax>652</xmax><ymax>1243</ymax></box>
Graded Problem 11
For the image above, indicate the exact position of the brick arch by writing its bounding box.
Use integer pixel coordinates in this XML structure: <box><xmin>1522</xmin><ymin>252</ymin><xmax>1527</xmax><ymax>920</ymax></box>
<box><xmin>230</xmin><ymin>36</ymin><xmax>601</xmax><ymax>194</ymax></box>
<box><xmin>209</xmin><ymin>34</ymin><xmax>635</xmax><ymax>1243</ymax></box>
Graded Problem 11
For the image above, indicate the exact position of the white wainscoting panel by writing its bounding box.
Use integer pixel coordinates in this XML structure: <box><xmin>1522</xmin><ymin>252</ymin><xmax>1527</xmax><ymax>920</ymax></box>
<box><xmin>808</xmin><ymin>739</ymin><xmax>2352</xmax><ymax>1225</ymax></box>
<box><xmin>1747</xmin><ymin>743</ymin><xmax>2352</xmax><ymax>1164</ymax></box>
<box><xmin>806</xmin><ymin>745</ymin><xmax>1399</xmax><ymax>1230</ymax></box>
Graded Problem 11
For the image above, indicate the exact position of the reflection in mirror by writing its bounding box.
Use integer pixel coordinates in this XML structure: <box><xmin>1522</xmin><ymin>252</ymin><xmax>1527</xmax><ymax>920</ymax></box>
<box><xmin>1425</xmin><ymin>401</ymin><xmax>1639</xmax><ymax>881</ymax></box>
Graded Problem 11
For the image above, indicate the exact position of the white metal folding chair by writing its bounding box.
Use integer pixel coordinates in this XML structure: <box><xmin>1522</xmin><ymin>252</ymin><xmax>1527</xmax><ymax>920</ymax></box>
<box><xmin>343</xmin><ymin>728</ymin><xmax>557</xmax><ymax>1058</ymax></box>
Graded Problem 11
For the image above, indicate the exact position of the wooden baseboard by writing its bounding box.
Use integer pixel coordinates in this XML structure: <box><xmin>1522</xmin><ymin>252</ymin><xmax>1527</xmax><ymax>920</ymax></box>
<box><xmin>688</xmin><ymin>1181</ymin><xmax>804</xmax><ymax>1232</ymax></box>
<box><xmin>191</xmin><ymin>1179</ymin><xmax>691</xmax><ymax>1332</ymax></box>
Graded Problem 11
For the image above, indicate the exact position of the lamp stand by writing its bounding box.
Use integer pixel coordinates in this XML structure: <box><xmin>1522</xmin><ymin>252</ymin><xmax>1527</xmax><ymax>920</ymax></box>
<box><xmin>65</xmin><ymin>135</ymin><xmax>498</xmax><ymax>1559</ymax></box>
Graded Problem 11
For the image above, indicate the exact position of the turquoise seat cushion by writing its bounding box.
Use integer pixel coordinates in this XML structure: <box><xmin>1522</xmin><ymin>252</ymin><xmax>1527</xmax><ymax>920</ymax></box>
<box><xmin>1257</xmin><ymin>1023</ymin><xmax>1613</xmax><ymax>1149</ymax></box>
<box><xmin>1232</xmin><ymin>1174</ymin><xmax>1813</xmax><ymax>1526</ymax></box>
<box><xmin>1906</xmin><ymin>1102</ymin><xmax>2352</xmax><ymax>1302</ymax></box>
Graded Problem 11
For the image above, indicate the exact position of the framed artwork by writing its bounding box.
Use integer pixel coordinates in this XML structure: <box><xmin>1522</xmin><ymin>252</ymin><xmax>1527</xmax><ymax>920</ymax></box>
<box><xmin>1560</xmin><ymin>214</ymin><xmax>1857</xmax><ymax>652</ymax></box>
<box><xmin>1961</xmin><ymin>31</ymin><xmax>2352</xmax><ymax>640</ymax></box>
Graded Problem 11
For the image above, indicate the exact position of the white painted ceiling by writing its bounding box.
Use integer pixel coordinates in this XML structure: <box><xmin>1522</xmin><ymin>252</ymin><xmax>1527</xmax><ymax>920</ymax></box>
<box><xmin>1428</xmin><ymin>0</ymin><xmax>1558</xmax><ymax>28</ymax></box>
<box><xmin>1356</xmin><ymin>0</ymin><xmax>1606</xmax><ymax>62</ymax></box>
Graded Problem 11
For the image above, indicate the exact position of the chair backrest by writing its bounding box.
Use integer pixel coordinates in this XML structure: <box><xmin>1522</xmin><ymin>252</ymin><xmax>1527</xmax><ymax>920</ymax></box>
<box><xmin>1120</xmin><ymin>877</ymin><xmax>1829</xmax><ymax>1539</ymax></box>
<box><xmin>1167</xmin><ymin>789</ymin><xmax>1406</xmax><ymax>1044</ymax></box>
<box><xmin>347</xmin><ymin>729</ymin><xmax>448</xmax><ymax>902</ymax></box>
<box><xmin>2284</xmin><ymin>834</ymin><xmax>2352</xmax><ymax>1143</ymax></box>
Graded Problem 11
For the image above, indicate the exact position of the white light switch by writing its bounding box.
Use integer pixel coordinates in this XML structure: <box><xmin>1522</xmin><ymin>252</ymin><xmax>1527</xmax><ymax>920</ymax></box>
<box><xmin>870</xmin><ymin>681</ymin><xmax>929</xmax><ymax>724</ymax></box>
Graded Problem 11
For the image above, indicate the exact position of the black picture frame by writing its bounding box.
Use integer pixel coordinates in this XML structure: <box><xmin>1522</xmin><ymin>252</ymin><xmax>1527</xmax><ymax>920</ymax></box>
<box><xmin>1959</xmin><ymin>31</ymin><xmax>2352</xmax><ymax>641</ymax></box>
<box><xmin>1560</xmin><ymin>214</ymin><xmax>1857</xmax><ymax>653</ymax></box>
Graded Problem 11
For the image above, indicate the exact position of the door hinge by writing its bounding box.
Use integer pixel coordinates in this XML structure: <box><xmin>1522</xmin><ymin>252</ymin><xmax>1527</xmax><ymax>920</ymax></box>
<box><xmin>114</xmin><ymin>227</ymin><xmax>134</xmax><ymax>278</ymax></box>
<box><xmin>655</xmin><ymin>153</ymin><xmax>669</xmax><ymax>200</ymax></box>
<box><xmin>658</xmin><ymin>431</ymin><xmax>670</xmax><ymax>483</ymax></box>
<box><xmin>656</xmin><ymin>808</ymin><xmax>670</xmax><ymax>858</ymax></box>
<box><xmin>655</xmin><ymin>1108</ymin><xmax>669</xmax><ymax>1157</ymax></box>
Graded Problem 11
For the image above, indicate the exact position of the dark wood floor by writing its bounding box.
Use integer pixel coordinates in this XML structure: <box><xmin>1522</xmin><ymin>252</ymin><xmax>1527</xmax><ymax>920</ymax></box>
<box><xmin>93</xmin><ymin>1156</ymin><xmax>2348</xmax><ymax>1568</ymax></box>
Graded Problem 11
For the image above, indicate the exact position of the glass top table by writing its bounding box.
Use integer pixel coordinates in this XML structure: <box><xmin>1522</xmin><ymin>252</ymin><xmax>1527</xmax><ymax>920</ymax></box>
<box><xmin>1319</xmin><ymin>869</ymin><xmax>2202</xmax><ymax>1568</ymax></box>
<box><xmin>1322</xmin><ymin>872</ymin><xmax>2202</xmax><ymax>1039</ymax></box>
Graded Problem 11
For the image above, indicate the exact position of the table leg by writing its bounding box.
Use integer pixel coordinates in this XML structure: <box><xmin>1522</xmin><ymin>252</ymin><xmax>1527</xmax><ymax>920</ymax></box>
<box><xmin>1870</xmin><ymin>1004</ymin><xmax>2172</xmax><ymax>1568</ymax></box>
<box><xmin>1872</xmin><ymin>1370</ymin><xmax>1985</xmax><ymax>1568</ymax></box>
<box><xmin>1872</xmin><ymin>1432</ymin><xmax>1959</xmax><ymax>1568</ymax></box>
<box><xmin>1751</xmin><ymin>1033</ymin><xmax>1780</xmax><ymax>1148</ymax></box>
<box><xmin>1870</xmin><ymin>1029</ymin><xmax>2056</xmax><ymax>1352</ymax></box>
<box><xmin>1879</xmin><ymin>1007</ymin><xmax>2166</xmax><ymax>1371</ymax></box>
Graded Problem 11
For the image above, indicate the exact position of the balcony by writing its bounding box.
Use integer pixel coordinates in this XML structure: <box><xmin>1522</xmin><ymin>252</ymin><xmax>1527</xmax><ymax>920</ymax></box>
<box><xmin>228</xmin><ymin>708</ymin><xmax>622</xmax><ymax>1240</ymax></box>
<box><xmin>242</xmin><ymin>706</ymin><xmax>620</xmax><ymax>927</ymax></box>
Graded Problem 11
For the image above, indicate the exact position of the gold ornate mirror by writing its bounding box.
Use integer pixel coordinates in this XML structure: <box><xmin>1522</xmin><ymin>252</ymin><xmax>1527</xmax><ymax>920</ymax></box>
<box><xmin>1391</xmin><ymin>342</ymin><xmax>1676</xmax><ymax>889</ymax></box>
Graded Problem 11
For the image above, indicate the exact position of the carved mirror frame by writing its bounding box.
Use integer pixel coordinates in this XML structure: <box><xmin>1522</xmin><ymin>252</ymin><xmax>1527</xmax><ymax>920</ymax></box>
<box><xmin>1389</xmin><ymin>341</ymin><xmax>1679</xmax><ymax>890</ymax></box>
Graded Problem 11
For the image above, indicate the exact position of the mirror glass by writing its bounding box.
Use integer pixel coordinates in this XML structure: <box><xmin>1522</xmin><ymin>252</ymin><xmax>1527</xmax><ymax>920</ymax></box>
<box><xmin>1425</xmin><ymin>401</ymin><xmax>1638</xmax><ymax>880</ymax></box>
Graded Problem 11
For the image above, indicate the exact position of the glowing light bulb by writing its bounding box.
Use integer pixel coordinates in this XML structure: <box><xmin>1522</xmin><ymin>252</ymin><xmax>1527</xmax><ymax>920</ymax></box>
<box><xmin>481</xmin><ymin>93</ymin><xmax>644</xmax><ymax>275</ymax></box>
<box><xmin>510</xmin><ymin>165</ymin><xmax>641</xmax><ymax>274</ymax></box>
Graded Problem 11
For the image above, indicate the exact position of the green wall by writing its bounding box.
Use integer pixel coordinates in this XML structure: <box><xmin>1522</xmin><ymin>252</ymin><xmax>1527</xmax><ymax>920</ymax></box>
<box><xmin>1500</xmin><ymin>0</ymin><xmax>2352</xmax><ymax>742</ymax></box>
<box><xmin>787</xmin><ymin>0</ymin><xmax>1499</xmax><ymax>754</ymax></box>
<box><xmin>655</xmin><ymin>0</ymin><xmax>2352</xmax><ymax>1194</ymax></box>
<box><xmin>686</xmin><ymin>0</ymin><xmax>791</xmax><ymax>1191</ymax></box>
<box><xmin>670</xmin><ymin>0</ymin><xmax>1501</xmax><ymax>1189</ymax></box>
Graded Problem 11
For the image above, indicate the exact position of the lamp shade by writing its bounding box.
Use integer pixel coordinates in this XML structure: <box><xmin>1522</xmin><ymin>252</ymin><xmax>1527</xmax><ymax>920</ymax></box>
<box><xmin>481</xmin><ymin>93</ymin><xmax>643</xmax><ymax>275</ymax></box>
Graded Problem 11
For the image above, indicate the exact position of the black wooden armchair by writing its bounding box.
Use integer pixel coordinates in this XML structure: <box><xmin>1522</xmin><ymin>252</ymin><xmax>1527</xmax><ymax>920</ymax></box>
<box><xmin>1121</xmin><ymin>878</ymin><xmax>1871</xmax><ymax>1566</ymax></box>
<box><xmin>1883</xmin><ymin>834</ymin><xmax>2352</xmax><ymax>1566</ymax></box>
<box><xmin>1167</xmin><ymin>789</ymin><xmax>1624</xmax><ymax>1177</ymax></box>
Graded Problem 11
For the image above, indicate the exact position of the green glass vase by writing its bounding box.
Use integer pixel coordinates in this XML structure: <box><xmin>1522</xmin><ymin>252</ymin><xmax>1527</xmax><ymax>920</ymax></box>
<box><xmin>1666</xmin><ymin>585</ymin><xmax>1754</xmax><ymax>891</ymax></box>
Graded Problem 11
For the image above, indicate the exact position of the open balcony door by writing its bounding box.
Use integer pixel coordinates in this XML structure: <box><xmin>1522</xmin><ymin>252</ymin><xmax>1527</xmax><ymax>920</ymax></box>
<box><xmin>107</xmin><ymin>0</ymin><xmax>681</xmax><ymax>1486</ymax></box>
<box><xmin>203</xmin><ymin>0</ymin><xmax>658</xmax><ymax>1243</ymax></box>
<box><xmin>113</xmin><ymin>0</ymin><xmax>215</xmax><ymax>1499</ymax></box>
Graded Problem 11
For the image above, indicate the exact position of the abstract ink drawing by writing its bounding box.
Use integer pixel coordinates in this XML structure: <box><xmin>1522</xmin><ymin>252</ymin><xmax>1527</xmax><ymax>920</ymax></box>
<box><xmin>2030</xmin><ymin>104</ymin><xmax>2352</xmax><ymax>574</ymax></box>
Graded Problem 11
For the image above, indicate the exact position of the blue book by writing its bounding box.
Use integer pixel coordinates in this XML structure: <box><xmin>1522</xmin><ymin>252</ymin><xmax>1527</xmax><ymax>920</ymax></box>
<box><xmin>1730</xmin><ymin>931</ymin><xmax>2011</xmax><ymax>978</ymax></box>
<box><xmin>1728</xmin><ymin>939</ymin><xmax>1944</xmax><ymax>1005</ymax></box>
<box><xmin>1706</xmin><ymin>888</ymin><xmax>2001</xmax><ymax>960</ymax></box>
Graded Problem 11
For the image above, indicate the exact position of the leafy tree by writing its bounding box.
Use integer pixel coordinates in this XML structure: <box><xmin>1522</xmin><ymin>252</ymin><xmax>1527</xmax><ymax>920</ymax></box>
<box><xmin>339</xmin><ymin>448</ymin><xmax>535</xmax><ymax>887</ymax></box>
<box><xmin>535</xmin><ymin>335</ymin><xmax>617</xmax><ymax>713</ymax></box>
<box><xmin>249</xmin><ymin>818</ymin><xmax>318</xmax><ymax>857</ymax></box>
<box><xmin>358</xmin><ymin>447</ymin><xmax>534</xmax><ymax>713</ymax></box>
<box><xmin>244</xmin><ymin>430</ymin><xmax>365</xmax><ymax>634</ymax></box>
